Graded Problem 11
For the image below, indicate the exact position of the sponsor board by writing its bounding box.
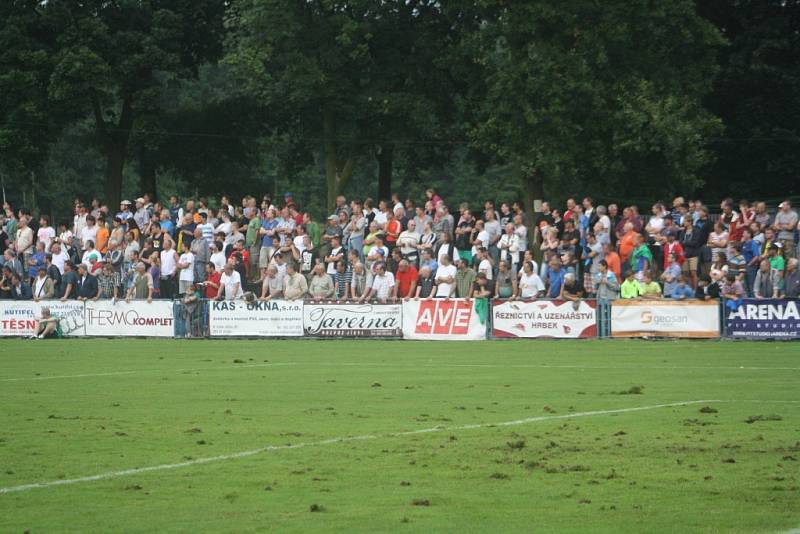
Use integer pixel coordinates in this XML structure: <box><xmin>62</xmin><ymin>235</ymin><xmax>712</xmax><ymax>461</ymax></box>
<box><xmin>84</xmin><ymin>300</ymin><xmax>175</xmax><ymax>337</ymax></box>
<box><xmin>611</xmin><ymin>300</ymin><xmax>720</xmax><ymax>338</ymax></box>
<box><xmin>492</xmin><ymin>300</ymin><xmax>597</xmax><ymax>338</ymax></box>
<box><xmin>0</xmin><ymin>301</ymin><xmax>86</xmax><ymax>337</ymax></box>
<box><xmin>725</xmin><ymin>299</ymin><xmax>800</xmax><ymax>339</ymax></box>
<box><xmin>209</xmin><ymin>299</ymin><xmax>303</xmax><ymax>337</ymax></box>
<box><xmin>304</xmin><ymin>302</ymin><xmax>401</xmax><ymax>338</ymax></box>
<box><xmin>402</xmin><ymin>299</ymin><xmax>487</xmax><ymax>340</ymax></box>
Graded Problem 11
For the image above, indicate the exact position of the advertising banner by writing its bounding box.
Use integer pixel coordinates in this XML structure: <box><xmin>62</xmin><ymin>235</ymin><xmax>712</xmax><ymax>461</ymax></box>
<box><xmin>611</xmin><ymin>300</ymin><xmax>720</xmax><ymax>338</ymax></box>
<box><xmin>84</xmin><ymin>300</ymin><xmax>175</xmax><ymax>337</ymax></box>
<box><xmin>303</xmin><ymin>302</ymin><xmax>402</xmax><ymax>338</ymax></box>
<box><xmin>492</xmin><ymin>300</ymin><xmax>597</xmax><ymax>338</ymax></box>
<box><xmin>0</xmin><ymin>301</ymin><xmax>86</xmax><ymax>337</ymax></box>
<box><xmin>209</xmin><ymin>299</ymin><xmax>303</xmax><ymax>337</ymax></box>
<box><xmin>724</xmin><ymin>299</ymin><xmax>800</xmax><ymax>339</ymax></box>
<box><xmin>402</xmin><ymin>299</ymin><xmax>487</xmax><ymax>340</ymax></box>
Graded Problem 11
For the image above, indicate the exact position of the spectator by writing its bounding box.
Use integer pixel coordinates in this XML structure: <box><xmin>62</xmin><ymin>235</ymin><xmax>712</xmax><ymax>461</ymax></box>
<box><xmin>660</xmin><ymin>253</ymin><xmax>682</xmax><ymax>297</ymax></box>
<box><xmin>59</xmin><ymin>261</ymin><xmax>78</xmax><ymax>301</ymax></box>
<box><xmin>517</xmin><ymin>261</ymin><xmax>545</xmax><ymax>300</ymax></box>
<box><xmin>784</xmin><ymin>259</ymin><xmax>799</xmax><ymax>298</ymax></box>
<box><xmin>560</xmin><ymin>272</ymin><xmax>585</xmax><ymax>303</ymax></box>
<box><xmin>498</xmin><ymin>223</ymin><xmax>520</xmax><ymax>273</ymax></box>
<box><xmin>75</xmin><ymin>264</ymin><xmax>99</xmax><ymax>301</ymax></box>
<box><xmin>620</xmin><ymin>271</ymin><xmax>641</xmax><ymax>299</ymax></box>
<box><xmin>148</xmin><ymin>254</ymin><xmax>161</xmax><ymax>299</ymax></box>
<box><xmin>364</xmin><ymin>262</ymin><xmax>395</xmax><ymax>303</ymax></box>
<box><xmin>397</xmin><ymin>220</ymin><xmax>420</xmax><ymax>267</ymax></box>
<box><xmin>209</xmin><ymin>242</ymin><xmax>226</xmax><ymax>272</ymax></box>
<box><xmin>722</xmin><ymin>273</ymin><xmax>745</xmax><ymax>301</ymax></box>
<box><xmin>202</xmin><ymin>262</ymin><xmax>222</xmax><ymax>300</ymax></box>
<box><xmin>95</xmin><ymin>215</ymin><xmax>109</xmax><ymax>254</ymax></box>
<box><xmin>394</xmin><ymin>260</ymin><xmax>418</xmax><ymax>299</ymax></box>
<box><xmin>218</xmin><ymin>263</ymin><xmax>244</xmax><ymax>301</ymax></box>
<box><xmin>159</xmin><ymin>239</ymin><xmax>179</xmax><ymax>299</ymax></box>
<box><xmin>350</xmin><ymin>262</ymin><xmax>368</xmax><ymax>300</ymax></box>
<box><xmin>415</xmin><ymin>265</ymin><xmax>436</xmax><ymax>299</ymax></box>
<box><xmin>32</xmin><ymin>307</ymin><xmax>60</xmax><ymax>339</ymax></box>
<box><xmin>125</xmin><ymin>261</ymin><xmax>153</xmax><ymax>302</ymax></box>
<box><xmin>37</xmin><ymin>215</ymin><xmax>55</xmax><ymax>252</ymax></box>
<box><xmin>455</xmin><ymin>258</ymin><xmax>476</xmax><ymax>298</ymax></box>
<box><xmin>639</xmin><ymin>272</ymin><xmax>662</xmax><ymax>299</ymax></box>
<box><xmin>80</xmin><ymin>215</ymin><xmax>98</xmax><ymax>251</ymax></box>
<box><xmin>753</xmin><ymin>259</ymin><xmax>780</xmax><ymax>299</ymax></box>
<box><xmin>774</xmin><ymin>200</ymin><xmax>798</xmax><ymax>258</ymax></box>
<box><xmin>81</xmin><ymin>240</ymin><xmax>102</xmax><ymax>271</ymax></box>
<box><xmin>324</xmin><ymin>235</ymin><xmax>345</xmax><ymax>275</ymax></box>
<box><xmin>670</xmin><ymin>274</ymin><xmax>694</xmax><ymax>300</ymax></box>
<box><xmin>618</xmin><ymin>222</ymin><xmax>637</xmax><ymax>267</ymax></box>
<box><xmin>96</xmin><ymin>263</ymin><xmax>120</xmax><ymax>300</ymax></box>
<box><xmin>177</xmin><ymin>243</ymin><xmax>195</xmax><ymax>296</ymax></box>
<box><xmin>543</xmin><ymin>259</ymin><xmax>565</xmax><ymax>299</ymax></box>
<box><xmin>30</xmin><ymin>267</ymin><xmax>54</xmax><ymax>301</ymax></box>
<box><xmin>707</xmin><ymin>221</ymin><xmax>728</xmax><ymax>264</ymax></box>
<box><xmin>308</xmin><ymin>263</ymin><xmax>335</xmax><ymax>300</ymax></box>
<box><xmin>472</xmin><ymin>272</ymin><xmax>494</xmax><ymax>299</ymax></box>
<box><xmin>44</xmin><ymin>253</ymin><xmax>62</xmax><ymax>297</ymax></box>
<box><xmin>15</xmin><ymin>215</ymin><xmax>34</xmax><ymax>265</ymax></box>
<box><xmin>630</xmin><ymin>233</ymin><xmax>653</xmax><ymax>278</ymax></box>
<box><xmin>593</xmin><ymin>260</ymin><xmax>619</xmax><ymax>301</ymax></box>
<box><xmin>282</xmin><ymin>263</ymin><xmax>307</xmax><ymax>301</ymax></box>
<box><xmin>332</xmin><ymin>261</ymin><xmax>350</xmax><ymax>299</ymax></box>
<box><xmin>740</xmin><ymin>228</ymin><xmax>761</xmax><ymax>296</ymax></box>
<box><xmin>434</xmin><ymin>254</ymin><xmax>457</xmax><ymax>298</ymax></box>
<box><xmin>494</xmin><ymin>260</ymin><xmax>516</xmax><ymax>299</ymax></box>
<box><xmin>191</xmin><ymin>228</ymin><xmax>209</xmax><ymax>283</ymax></box>
<box><xmin>27</xmin><ymin>241</ymin><xmax>46</xmax><ymax>283</ymax></box>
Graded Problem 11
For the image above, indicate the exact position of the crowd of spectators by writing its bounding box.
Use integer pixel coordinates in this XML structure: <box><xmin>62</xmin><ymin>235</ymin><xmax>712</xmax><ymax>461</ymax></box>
<box><xmin>1</xmin><ymin>190</ymin><xmax>798</xmax><ymax>306</ymax></box>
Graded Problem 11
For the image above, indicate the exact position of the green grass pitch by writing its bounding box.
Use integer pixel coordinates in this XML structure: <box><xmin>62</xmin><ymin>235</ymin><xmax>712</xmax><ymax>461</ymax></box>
<box><xmin>1</xmin><ymin>339</ymin><xmax>798</xmax><ymax>532</ymax></box>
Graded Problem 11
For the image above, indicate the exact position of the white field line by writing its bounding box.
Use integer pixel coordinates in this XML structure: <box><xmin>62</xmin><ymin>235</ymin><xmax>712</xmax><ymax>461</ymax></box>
<box><xmin>0</xmin><ymin>399</ymin><xmax>716</xmax><ymax>495</ymax></box>
<box><xmin>3</xmin><ymin>361</ymin><xmax>799</xmax><ymax>383</ymax></box>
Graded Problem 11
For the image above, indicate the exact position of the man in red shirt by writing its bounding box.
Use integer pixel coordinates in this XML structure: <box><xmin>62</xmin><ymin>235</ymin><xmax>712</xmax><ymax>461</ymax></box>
<box><xmin>384</xmin><ymin>210</ymin><xmax>402</xmax><ymax>252</ymax></box>
<box><xmin>201</xmin><ymin>262</ymin><xmax>222</xmax><ymax>299</ymax></box>
<box><xmin>393</xmin><ymin>260</ymin><xmax>418</xmax><ymax>299</ymax></box>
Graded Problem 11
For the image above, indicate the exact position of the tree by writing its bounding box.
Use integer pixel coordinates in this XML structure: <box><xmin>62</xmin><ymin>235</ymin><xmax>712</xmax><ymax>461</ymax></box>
<box><xmin>42</xmin><ymin>0</ymin><xmax>226</xmax><ymax>207</ymax></box>
<box><xmin>468</xmin><ymin>0</ymin><xmax>723</xmax><ymax>213</ymax></box>
<box><xmin>226</xmin><ymin>0</ymin><xmax>465</xmax><ymax>209</ymax></box>
<box><xmin>698</xmin><ymin>0</ymin><xmax>800</xmax><ymax>199</ymax></box>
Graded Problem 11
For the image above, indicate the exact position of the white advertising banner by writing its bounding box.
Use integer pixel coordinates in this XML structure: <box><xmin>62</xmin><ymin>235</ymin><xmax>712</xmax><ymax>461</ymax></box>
<box><xmin>402</xmin><ymin>299</ymin><xmax>487</xmax><ymax>340</ymax></box>
<box><xmin>492</xmin><ymin>300</ymin><xmax>597</xmax><ymax>338</ymax></box>
<box><xmin>303</xmin><ymin>302</ymin><xmax>402</xmax><ymax>337</ymax></box>
<box><xmin>208</xmin><ymin>299</ymin><xmax>304</xmax><ymax>337</ymax></box>
<box><xmin>0</xmin><ymin>301</ymin><xmax>86</xmax><ymax>337</ymax></box>
<box><xmin>611</xmin><ymin>300</ymin><xmax>720</xmax><ymax>338</ymax></box>
<box><xmin>83</xmin><ymin>300</ymin><xmax>175</xmax><ymax>337</ymax></box>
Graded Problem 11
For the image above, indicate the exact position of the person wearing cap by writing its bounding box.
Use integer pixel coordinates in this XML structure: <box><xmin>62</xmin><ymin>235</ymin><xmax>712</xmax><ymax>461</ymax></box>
<box><xmin>766</xmin><ymin>241</ymin><xmax>785</xmax><ymax>274</ymax></box>
<box><xmin>116</xmin><ymin>200</ymin><xmax>133</xmax><ymax>226</ymax></box>
<box><xmin>75</xmin><ymin>263</ymin><xmax>99</xmax><ymax>301</ymax></box>
<box><xmin>774</xmin><ymin>200</ymin><xmax>798</xmax><ymax>258</ymax></box>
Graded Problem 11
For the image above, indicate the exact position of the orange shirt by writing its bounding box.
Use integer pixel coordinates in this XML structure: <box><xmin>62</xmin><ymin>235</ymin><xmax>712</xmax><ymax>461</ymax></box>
<box><xmin>605</xmin><ymin>251</ymin><xmax>621</xmax><ymax>282</ymax></box>
<box><xmin>619</xmin><ymin>232</ymin><xmax>636</xmax><ymax>263</ymax></box>
<box><xmin>95</xmin><ymin>226</ymin><xmax>109</xmax><ymax>254</ymax></box>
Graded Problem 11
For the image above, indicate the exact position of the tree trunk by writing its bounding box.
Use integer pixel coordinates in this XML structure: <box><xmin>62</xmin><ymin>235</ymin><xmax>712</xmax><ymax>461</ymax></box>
<box><xmin>376</xmin><ymin>144</ymin><xmax>394</xmax><ymax>202</ymax></box>
<box><xmin>322</xmin><ymin>105</ymin><xmax>354</xmax><ymax>211</ymax></box>
<box><xmin>138</xmin><ymin>150</ymin><xmax>157</xmax><ymax>201</ymax></box>
<box><xmin>96</xmin><ymin>95</ymin><xmax>134</xmax><ymax>208</ymax></box>
<box><xmin>523</xmin><ymin>172</ymin><xmax>544</xmax><ymax>254</ymax></box>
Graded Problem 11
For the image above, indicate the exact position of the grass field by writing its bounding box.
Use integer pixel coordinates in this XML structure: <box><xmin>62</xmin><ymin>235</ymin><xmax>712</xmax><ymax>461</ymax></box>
<box><xmin>1</xmin><ymin>339</ymin><xmax>798</xmax><ymax>532</ymax></box>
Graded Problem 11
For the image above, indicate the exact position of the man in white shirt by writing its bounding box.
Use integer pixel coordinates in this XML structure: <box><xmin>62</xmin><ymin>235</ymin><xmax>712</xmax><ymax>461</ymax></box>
<box><xmin>159</xmin><ymin>239</ymin><xmax>179</xmax><ymax>299</ymax></box>
<box><xmin>37</xmin><ymin>215</ymin><xmax>56</xmax><ymax>252</ymax></box>
<box><xmin>209</xmin><ymin>242</ymin><xmax>226</xmax><ymax>272</ymax></box>
<box><xmin>217</xmin><ymin>263</ymin><xmax>243</xmax><ymax>300</ymax></box>
<box><xmin>365</xmin><ymin>262</ymin><xmax>395</xmax><ymax>302</ymax></box>
<box><xmin>517</xmin><ymin>261</ymin><xmax>545</xmax><ymax>299</ymax></box>
<box><xmin>80</xmin><ymin>215</ymin><xmax>98</xmax><ymax>251</ymax></box>
<box><xmin>434</xmin><ymin>255</ymin><xmax>457</xmax><ymax>298</ymax></box>
<box><xmin>476</xmin><ymin>247</ymin><xmax>493</xmax><ymax>280</ymax></box>
<box><xmin>177</xmin><ymin>245</ymin><xmax>195</xmax><ymax>295</ymax></box>
<box><xmin>325</xmin><ymin>235</ymin><xmax>345</xmax><ymax>275</ymax></box>
<box><xmin>50</xmin><ymin>243</ymin><xmax>69</xmax><ymax>274</ymax></box>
